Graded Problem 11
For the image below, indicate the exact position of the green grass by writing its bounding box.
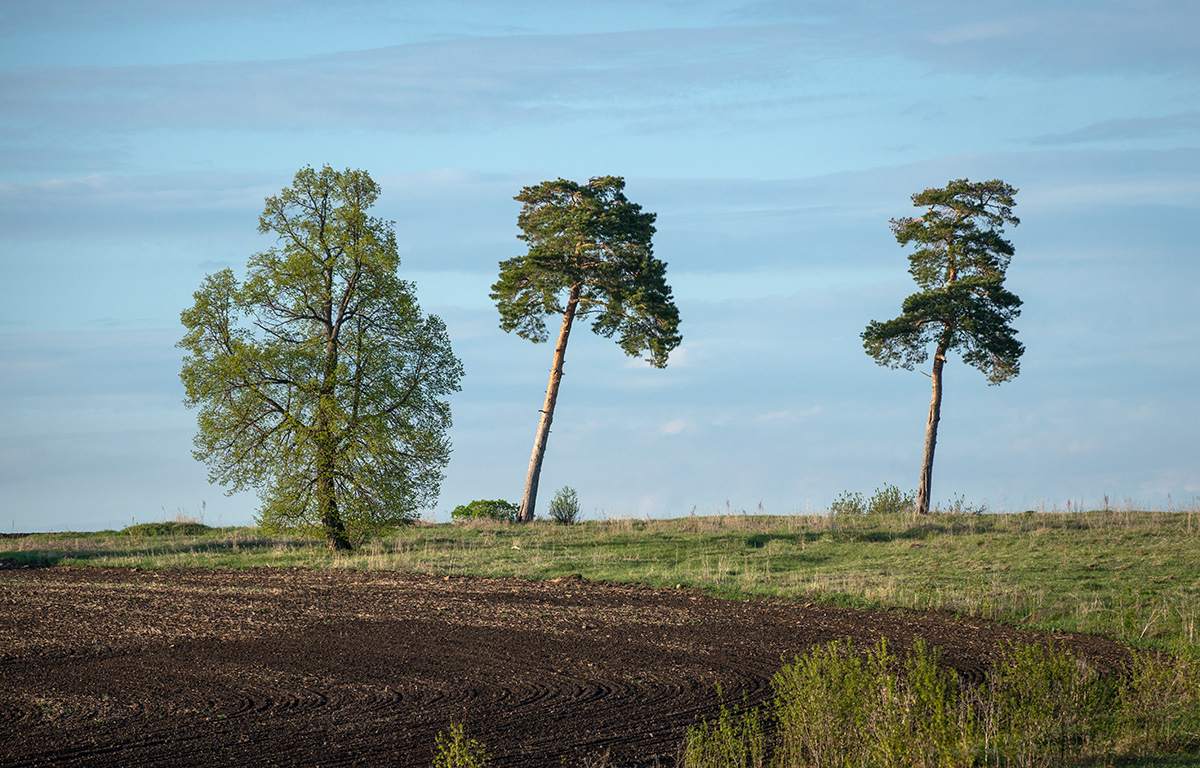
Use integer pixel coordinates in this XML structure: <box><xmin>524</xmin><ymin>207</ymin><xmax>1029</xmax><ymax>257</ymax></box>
<box><xmin>4</xmin><ymin>508</ymin><xmax>1198</xmax><ymax>653</ymax></box>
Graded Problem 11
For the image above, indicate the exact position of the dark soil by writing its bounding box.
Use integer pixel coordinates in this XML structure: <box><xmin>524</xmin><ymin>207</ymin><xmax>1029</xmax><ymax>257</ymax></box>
<box><xmin>0</xmin><ymin>565</ymin><xmax>1130</xmax><ymax>767</ymax></box>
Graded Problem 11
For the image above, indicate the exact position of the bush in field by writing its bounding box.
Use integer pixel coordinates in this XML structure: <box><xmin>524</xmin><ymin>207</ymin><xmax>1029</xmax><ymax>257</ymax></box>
<box><xmin>449</xmin><ymin>500</ymin><xmax>519</xmax><ymax>523</ymax></box>
<box><xmin>684</xmin><ymin>639</ymin><xmax>1200</xmax><ymax>768</ymax></box>
<box><xmin>769</xmin><ymin>638</ymin><xmax>973</xmax><ymax>768</ymax></box>
<box><xmin>444</xmin><ymin>640</ymin><xmax>1200</xmax><ymax>767</ymax></box>
<box><xmin>124</xmin><ymin>521</ymin><xmax>214</xmax><ymax>537</ymax></box>
<box><xmin>867</xmin><ymin>484</ymin><xmax>916</xmax><ymax>516</ymax></box>
<box><xmin>431</xmin><ymin>723</ymin><xmax>490</xmax><ymax>768</ymax></box>
<box><xmin>831</xmin><ymin>486</ymin><xmax>916</xmax><ymax>516</ymax></box>
<box><xmin>548</xmin><ymin>486</ymin><xmax>581</xmax><ymax>526</ymax></box>
<box><xmin>829</xmin><ymin>491</ymin><xmax>866</xmax><ymax>517</ymax></box>
<box><xmin>681</xmin><ymin>701</ymin><xmax>765</xmax><ymax>768</ymax></box>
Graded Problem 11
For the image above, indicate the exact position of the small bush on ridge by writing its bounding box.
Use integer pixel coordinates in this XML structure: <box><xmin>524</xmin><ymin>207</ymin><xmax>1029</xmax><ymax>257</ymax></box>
<box><xmin>829</xmin><ymin>491</ymin><xmax>866</xmax><ymax>517</ymax></box>
<box><xmin>867</xmin><ymin>484</ymin><xmax>916</xmax><ymax>516</ymax></box>
<box><xmin>449</xmin><ymin>500</ymin><xmax>519</xmax><ymax>523</ymax></box>
<box><xmin>548</xmin><ymin>486</ymin><xmax>581</xmax><ymax>526</ymax></box>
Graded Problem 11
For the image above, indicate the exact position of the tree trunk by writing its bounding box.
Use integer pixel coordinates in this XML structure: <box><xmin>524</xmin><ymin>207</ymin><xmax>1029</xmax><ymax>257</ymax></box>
<box><xmin>318</xmin><ymin>315</ymin><xmax>352</xmax><ymax>550</ymax></box>
<box><xmin>519</xmin><ymin>284</ymin><xmax>581</xmax><ymax>523</ymax></box>
<box><xmin>916</xmin><ymin>343</ymin><xmax>947</xmax><ymax>515</ymax></box>
<box><xmin>317</xmin><ymin>439</ymin><xmax>351</xmax><ymax>550</ymax></box>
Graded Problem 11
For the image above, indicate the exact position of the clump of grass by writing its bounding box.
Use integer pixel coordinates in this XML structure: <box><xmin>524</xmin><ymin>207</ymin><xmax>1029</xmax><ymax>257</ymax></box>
<box><xmin>431</xmin><ymin>723</ymin><xmax>491</xmax><ymax>768</ymax></box>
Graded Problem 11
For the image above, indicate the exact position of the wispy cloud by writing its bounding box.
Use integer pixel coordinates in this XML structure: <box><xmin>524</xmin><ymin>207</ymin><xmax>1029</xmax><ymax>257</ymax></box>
<box><xmin>1030</xmin><ymin>113</ymin><xmax>1200</xmax><ymax>146</ymax></box>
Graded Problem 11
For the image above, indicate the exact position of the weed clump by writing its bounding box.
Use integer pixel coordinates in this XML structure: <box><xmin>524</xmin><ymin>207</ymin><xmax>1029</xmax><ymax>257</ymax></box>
<box><xmin>431</xmin><ymin>723</ymin><xmax>490</xmax><ymax>767</ymax></box>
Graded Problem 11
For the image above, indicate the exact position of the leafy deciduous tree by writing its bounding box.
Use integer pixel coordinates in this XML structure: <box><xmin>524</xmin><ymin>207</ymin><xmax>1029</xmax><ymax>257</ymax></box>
<box><xmin>862</xmin><ymin>179</ymin><xmax>1023</xmax><ymax>515</ymax></box>
<box><xmin>491</xmin><ymin>176</ymin><xmax>681</xmax><ymax>522</ymax></box>
<box><xmin>179</xmin><ymin>166</ymin><xmax>463</xmax><ymax>549</ymax></box>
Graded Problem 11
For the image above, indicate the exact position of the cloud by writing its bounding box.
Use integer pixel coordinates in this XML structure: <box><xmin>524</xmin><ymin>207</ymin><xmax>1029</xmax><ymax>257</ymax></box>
<box><xmin>661</xmin><ymin>418</ymin><xmax>691</xmax><ymax>435</ymax></box>
<box><xmin>753</xmin><ymin>406</ymin><xmax>820</xmax><ymax>424</ymax></box>
<box><xmin>1030</xmin><ymin>113</ymin><xmax>1200</xmax><ymax>146</ymax></box>
<box><xmin>737</xmin><ymin>0</ymin><xmax>1200</xmax><ymax>76</ymax></box>
<box><xmin>0</xmin><ymin>25</ymin><xmax>823</xmax><ymax>137</ymax></box>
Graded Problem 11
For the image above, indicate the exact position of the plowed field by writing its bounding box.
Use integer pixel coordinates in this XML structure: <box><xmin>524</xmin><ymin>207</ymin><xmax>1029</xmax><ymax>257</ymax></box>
<box><xmin>0</xmin><ymin>565</ymin><xmax>1129</xmax><ymax>767</ymax></box>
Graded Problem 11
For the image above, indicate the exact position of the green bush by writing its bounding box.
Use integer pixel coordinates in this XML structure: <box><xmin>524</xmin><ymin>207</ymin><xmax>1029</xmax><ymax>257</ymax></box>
<box><xmin>449</xmin><ymin>500</ymin><xmax>519</xmax><ymax>523</ymax></box>
<box><xmin>548</xmin><ymin>486</ymin><xmax>581</xmax><ymax>526</ymax></box>
<box><xmin>831</xmin><ymin>486</ymin><xmax>915</xmax><ymax>517</ymax></box>
<box><xmin>829</xmin><ymin>491</ymin><xmax>866</xmax><ymax>517</ymax></box>
<box><xmin>866</xmin><ymin>484</ymin><xmax>915</xmax><ymax>516</ymax></box>
<box><xmin>124</xmin><ymin>521</ymin><xmax>214</xmax><ymax>537</ymax></box>
<box><xmin>431</xmin><ymin>723</ymin><xmax>490</xmax><ymax>768</ymax></box>
<box><xmin>681</xmin><ymin>701</ymin><xmax>765</xmax><ymax>768</ymax></box>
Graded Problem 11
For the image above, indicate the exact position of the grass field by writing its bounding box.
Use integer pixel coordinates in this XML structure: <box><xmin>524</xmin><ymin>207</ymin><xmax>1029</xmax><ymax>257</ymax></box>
<box><xmin>5</xmin><ymin>507</ymin><xmax>1198</xmax><ymax>654</ymax></box>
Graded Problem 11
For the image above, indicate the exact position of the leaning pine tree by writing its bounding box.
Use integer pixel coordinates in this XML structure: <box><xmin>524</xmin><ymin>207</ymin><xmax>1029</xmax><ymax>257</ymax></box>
<box><xmin>491</xmin><ymin>176</ymin><xmax>681</xmax><ymax>522</ymax></box>
<box><xmin>179</xmin><ymin>166</ymin><xmax>463</xmax><ymax>549</ymax></box>
<box><xmin>862</xmin><ymin>179</ymin><xmax>1023</xmax><ymax>515</ymax></box>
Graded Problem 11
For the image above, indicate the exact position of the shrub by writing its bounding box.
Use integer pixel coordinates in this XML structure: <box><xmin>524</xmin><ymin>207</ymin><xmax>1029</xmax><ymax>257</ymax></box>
<box><xmin>829</xmin><ymin>491</ymin><xmax>866</xmax><ymax>517</ymax></box>
<box><xmin>431</xmin><ymin>723</ymin><xmax>490</xmax><ymax>768</ymax></box>
<box><xmin>449</xmin><ymin>500</ymin><xmax>519</xmax><ymax>523</ymax></box>
<box><xmin>681</xmin><ymin>701</ymin><xmax>765</xmax><ymax>768</ymax></box>
<box><xmin>124</xmin><ymin>521</ymin><xmax>213</xmax><ymax>537</ymax></box>
<box><xmin>548</xmin><ymin>486</ymin><xmax>581</xmax><ymax>526</ymax></box>
<box><xmin>867</xmin><ymin>484</ymin><xmax>915</xmax><ymax>516</ymax></box>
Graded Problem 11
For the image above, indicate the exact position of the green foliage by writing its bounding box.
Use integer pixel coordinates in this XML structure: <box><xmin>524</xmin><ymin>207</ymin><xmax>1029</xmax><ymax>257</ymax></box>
<box><xmin>548</xmin><ymin>486</ymin><xmax>581</xmax><ymax>526</ymax></box>
<box><xmin>769</xmin><ymin>638</ymin><xmax>973</xmax><ymax>768</ymax></box>
<box><xmin>719</xmin><ymin>638</ymin><xmax>1198</xmax><ymax>767</ymax></box>
<box><xmin>431</xmin><ymin>723</ymin><xmax>491</xmax><ymax>768</ymax></box>
<box><xmin>431</xmin><ymin>638</ymin><xmax>1199</xmax><ymax>767</ymax></box>
<box><xmin>976</xmin><ymin>641</ymin><xmax>1116</xmax><ymax>766</ymax></box>
<box><xmin>124</xmin><ymin>522</ymin><xmax>213</xmax><ymax>538</ymax></box>
<box><xmin>833</xmin><ymin>486</ymin><xmax>917</xmax><ymax>516</ymax></box>
<box><xmin>868</xmin><ymin>485</ymin><xmax>916</xmax><ymax>516</ymax></box>
<box><xmin>771</xmin><ymin>639</ymin><xmax>871</xmax><ymax>766</ymax></box>
<box><xmin>450</xmin><ymin>500</ymin><xmax>519</xmax><ymax>523</ymax></box>
<box><xmin>830</xmin><ymin>491</ymin><xmax>866</xmax><ymax>516</ymax></box>
<box><xmin>490</xmin><ymin>175</ymin><xmax>681</xmax><ymax>367</ymax></box>
<box><xmin>1119</xmin><ymin>650</ymin><xmax>1200</xmax><ymax>754</ymax></box>
<box><xmin>862</xmin><ymin>178</ymin><xmax>1023</xmax><ymax>386</ymax></box>
<box><xmin>178</xmin><ymin>166</ymin><xmax>463</xmax><ymax>549</ymax></box>
<box><xmin>681</xmin><ymin>700</ymin><xmax>765</xmax><ymax>768</ymax></box>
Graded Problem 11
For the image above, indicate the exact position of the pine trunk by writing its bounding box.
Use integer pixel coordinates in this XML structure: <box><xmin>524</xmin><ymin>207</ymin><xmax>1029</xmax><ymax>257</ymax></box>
<box><xmin>916</xmin><ymin>343</ymin><xmax>947</xmax><ymax>515</ymax></box>
<box><xmin>519</xmin><ymin>284</ymin><xmax>581</xmax><ymax>523</ymax></box>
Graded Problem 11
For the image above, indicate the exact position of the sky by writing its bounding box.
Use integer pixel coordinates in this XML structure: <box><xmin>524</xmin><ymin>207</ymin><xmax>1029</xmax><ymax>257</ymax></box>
<box><xmin>1</xmin><ymin>0</ymin><xmax>1198</xmax><ymax>532</ymax></box>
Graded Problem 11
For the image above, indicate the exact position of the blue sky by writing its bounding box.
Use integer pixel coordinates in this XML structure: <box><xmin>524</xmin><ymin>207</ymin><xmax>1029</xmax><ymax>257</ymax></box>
<box><xmin>2</xmin><ymin>0</ymin><xmax>1197</xmax><ymax>531</ymax></box>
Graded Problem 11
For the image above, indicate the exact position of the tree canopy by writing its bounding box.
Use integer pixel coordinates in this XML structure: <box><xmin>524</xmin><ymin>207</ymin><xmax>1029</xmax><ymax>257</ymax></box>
<box><xmin>862</xmin><ymin>178</ymin><xmax>1023</xmax><ymax>514</ymax></box>
<box><xmin>491</xmin><ymin>176</ymin><xmax>681</xmax><ymax>521</ymax></box>
<box><xmin>179</xmin><ymin>166</ymin><xmax>462</xmax><ymax>549</ymax></box>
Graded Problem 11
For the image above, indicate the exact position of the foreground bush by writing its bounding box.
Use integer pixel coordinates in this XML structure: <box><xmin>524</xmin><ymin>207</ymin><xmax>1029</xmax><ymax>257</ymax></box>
<box><xmin>683</xmin><ymin>639</ymin><xmax>1200</xmax><ymax>768</ymax></box>
<box><xmin>431</xmin><ymin>723</ymin><xmax>490</xmax><ymax>767</ymax></box>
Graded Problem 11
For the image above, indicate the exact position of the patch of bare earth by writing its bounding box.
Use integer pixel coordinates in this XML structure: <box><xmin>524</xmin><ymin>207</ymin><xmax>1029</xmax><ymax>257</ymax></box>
<box><xmin>0</xmin><ymin>566</ymin><xmax>1128</xmax><ymax>767</ymax></box>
